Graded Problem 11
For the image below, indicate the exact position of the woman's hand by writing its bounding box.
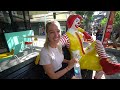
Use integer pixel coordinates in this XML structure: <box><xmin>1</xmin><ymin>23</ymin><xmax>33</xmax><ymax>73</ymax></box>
<box><xmin>63</xmin><ymin>59</ymin><xmax>70</xmax><ymax>64</ymax></box>
<box><xmin>67</xmin><ymin>58</ymin><xmax>77</xmax><ymax>70</ymax></box>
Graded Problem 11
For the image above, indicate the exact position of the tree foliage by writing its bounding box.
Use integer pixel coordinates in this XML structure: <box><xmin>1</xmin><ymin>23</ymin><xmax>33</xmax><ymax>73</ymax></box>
<box><xmin>113</xmin><ymin>11</ymin><xmax>120</xmax><ymax>31</ymax></box>
<box><xmin>100</xmin><ymin>11</ymin><xmax>120</xmax><ymax>32</ymax></box>
<box><xmin>76</xmin><ymin>11</ymin><xmax>94</xmax><ymax>19</ymax></box>
<box><xmin>100</xmin><ymin>18</ymin><xmax>107</xmax><ymax>27</ymax></box>
<box><xmin>75</xmin><ymin>11</ymin><xmax>94</xmax><ymax>31</ymax></box>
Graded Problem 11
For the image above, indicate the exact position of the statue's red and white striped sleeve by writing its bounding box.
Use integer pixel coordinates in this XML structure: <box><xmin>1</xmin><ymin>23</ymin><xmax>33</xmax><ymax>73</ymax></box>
<box><xmin>95</xmin><ymin>40</ymin><xmax>108</xmax><ymax>59</ymax></box>
<box><xmin>60</xmin><ymin>34</ymin><xmax>70</xmax><ymax>48</ymax></box>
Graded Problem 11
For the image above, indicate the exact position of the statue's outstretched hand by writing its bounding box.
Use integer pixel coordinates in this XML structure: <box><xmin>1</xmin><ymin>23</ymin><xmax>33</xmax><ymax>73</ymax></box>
<box><xmin>77</xmin><ymin>27</ymin><xmax>85</xmax><ymax>33</ymax></box>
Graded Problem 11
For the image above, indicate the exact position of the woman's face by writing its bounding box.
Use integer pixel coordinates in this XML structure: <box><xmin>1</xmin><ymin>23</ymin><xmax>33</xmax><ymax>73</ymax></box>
<box><xmin>47</xmin><ymin>23</ymin><xmax>61</xmax><ymax>45</ymax></box>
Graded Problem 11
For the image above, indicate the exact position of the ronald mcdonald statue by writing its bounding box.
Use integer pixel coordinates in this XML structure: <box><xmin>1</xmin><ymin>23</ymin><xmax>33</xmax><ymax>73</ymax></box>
<box><xmin>60</xmin><ymin>14</ymin><xmax>120</xmax><ymax>76</ymax></box>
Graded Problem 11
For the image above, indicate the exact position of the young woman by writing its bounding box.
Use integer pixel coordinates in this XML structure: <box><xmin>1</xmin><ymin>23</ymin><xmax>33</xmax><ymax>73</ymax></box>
<box><xmin>39</xmin><ymin>20</ymin><xmax>77</xmax><ymax>79</ymax></box>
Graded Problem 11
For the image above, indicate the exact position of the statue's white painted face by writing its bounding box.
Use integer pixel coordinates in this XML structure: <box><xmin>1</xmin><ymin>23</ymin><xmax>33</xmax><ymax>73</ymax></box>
<box><xmin>71</xmin><ymin>17</ymin><xmax>81</xmax><ymax>30</ymax></box>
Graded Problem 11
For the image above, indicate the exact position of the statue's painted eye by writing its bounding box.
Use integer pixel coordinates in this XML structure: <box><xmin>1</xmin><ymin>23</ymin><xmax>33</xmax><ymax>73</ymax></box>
<box><xmin>76</xmin><ymin>19</ymin><xmax>79</xmax><ymax>22</ymax></box>
<box><xmin>75</xmin><ymin>18</ymin><xmax>80</xmax><ymax>23</ymax></box>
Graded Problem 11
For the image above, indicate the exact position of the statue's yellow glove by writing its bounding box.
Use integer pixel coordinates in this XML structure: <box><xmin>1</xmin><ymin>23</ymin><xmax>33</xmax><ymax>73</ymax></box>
<box><xmin>77</xmin><ymin>27</ymin><xmax>85</xmax><ymax>33</ymax></box>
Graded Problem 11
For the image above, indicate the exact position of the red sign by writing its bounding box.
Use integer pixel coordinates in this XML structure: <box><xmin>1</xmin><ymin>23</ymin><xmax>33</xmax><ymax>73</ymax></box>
<box><xmin>102</xmin><ymin>11</ymin><xmax>116</xmax><ymax>47</ymax></box>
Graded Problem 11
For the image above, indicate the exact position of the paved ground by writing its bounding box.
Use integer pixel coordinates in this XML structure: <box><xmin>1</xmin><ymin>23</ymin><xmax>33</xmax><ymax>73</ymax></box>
<box><xmin>104</xmin><ymin>48</ymin><xmax>120</xmax><ymax>79</ymax></box>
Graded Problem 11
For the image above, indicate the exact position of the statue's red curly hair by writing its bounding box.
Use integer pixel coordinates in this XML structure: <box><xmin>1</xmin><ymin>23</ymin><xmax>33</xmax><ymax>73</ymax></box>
<box><xmin>67</xmin><ymin>14</ymin><xmax>83</xmax><ymax>29</ymax></box>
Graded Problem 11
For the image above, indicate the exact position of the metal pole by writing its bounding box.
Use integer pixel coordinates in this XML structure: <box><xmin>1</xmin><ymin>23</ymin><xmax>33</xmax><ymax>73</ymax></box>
<box><xmin>44</xmin><ymin>14</ymin><xmax>46</xmax><ymax>36</ymax></box>
<box><xmin>53</xmin><ymin>12</ymin><xmax>56</xmax><ymax>19</ymax></box>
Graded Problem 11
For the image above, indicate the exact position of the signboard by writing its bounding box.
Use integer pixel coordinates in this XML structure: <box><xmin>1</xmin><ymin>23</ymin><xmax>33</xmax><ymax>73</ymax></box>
<box><xmin>102</xmin><ymin>11</ymin><xmax>116</xmax><ymax>47</ymax></box>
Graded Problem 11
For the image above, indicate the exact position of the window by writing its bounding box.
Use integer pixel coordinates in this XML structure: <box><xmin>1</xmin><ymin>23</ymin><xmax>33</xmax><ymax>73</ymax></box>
<box><xmin>12</xmin><ymin>11</ymin><xmax>25</xmax><ymax>31</ymax></box>
<box><xmin>0</xmin><ymin>11</ymin><xmax>31</xmax><ymax>54</ymax></box>
<box><xmin>24</xmin><ymin>11</ymin><xmax>31</xmax><ymax>30</ymax></box>
<box><xmin>0</xmin><ymin>11</ymin><xmax>9</xmax><ymax>53</ymax></box>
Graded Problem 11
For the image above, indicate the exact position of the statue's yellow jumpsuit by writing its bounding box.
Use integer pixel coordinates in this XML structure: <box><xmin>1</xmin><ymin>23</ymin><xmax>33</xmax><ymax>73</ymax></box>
<box><xmin>66</xmin><ymin>31</ymin><xmax>102</xmax><ymax>71</ymax></box>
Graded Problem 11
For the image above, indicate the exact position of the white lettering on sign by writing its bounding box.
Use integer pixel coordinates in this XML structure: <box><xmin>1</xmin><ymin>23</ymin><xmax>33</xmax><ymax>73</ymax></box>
<box><xmin>105</xmin><ymin>38</ymin><xmax>108</xmax><ymax>41</ymax></box>
<box><xmin>107</xmin><ymin>25</ymin><xmax>112</xmax><ymax>28</ymax></box>
<box><xmin>103</xmin><ymin>38</ymin><xmax>108</xmax><ymax>44</ymax></box>
<box><xmin>106</xmin><ymin>29</ymin><xmax>112</xmax><ymax>32</ymax></box>
<box><xmin>103</xmin><ymin>41</ymin><xmax>107</xmax><ymax>44</ymax></box>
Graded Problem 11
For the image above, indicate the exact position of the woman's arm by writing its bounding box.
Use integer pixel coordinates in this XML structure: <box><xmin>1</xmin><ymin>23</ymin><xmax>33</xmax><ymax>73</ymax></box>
<box><xmin>43</xmin><ymin>58</ymin><xmax>77</xmax><ymax>79</ymax></box>
<box><xmin>43</xmin><ymin>64</ymin><xmax>70</xmax><ymax>79</ymax></box>
<box><xmin>62</xmin><ymin>59</ymin><xmax>69</xmax><ymax>64</ymax></box>
<box><xmin>60</xmin><ymin>34</ymin><xmax>70</xmax><ymax>48</ymax></box>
